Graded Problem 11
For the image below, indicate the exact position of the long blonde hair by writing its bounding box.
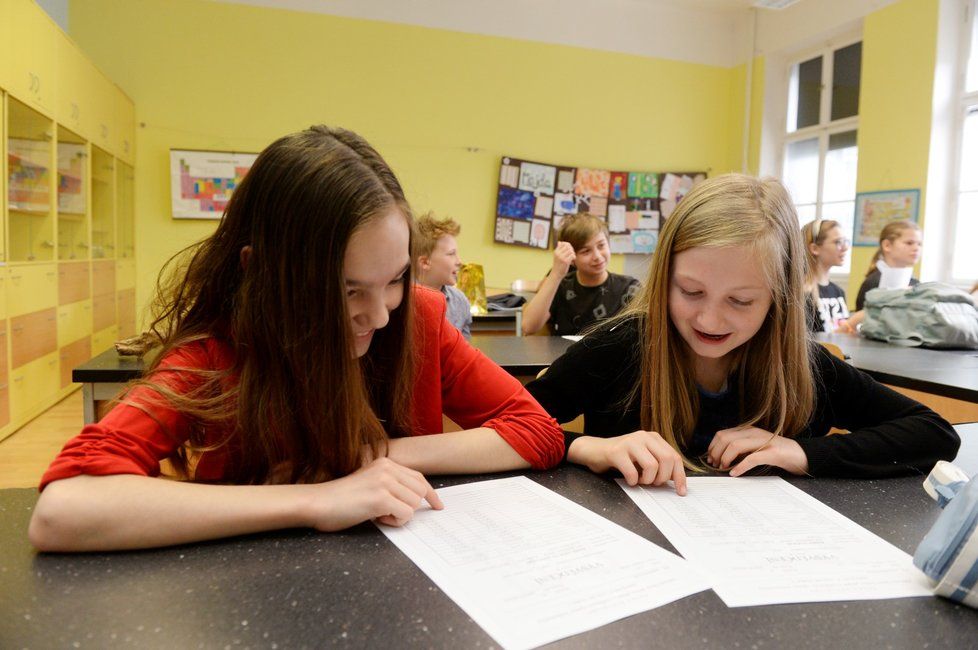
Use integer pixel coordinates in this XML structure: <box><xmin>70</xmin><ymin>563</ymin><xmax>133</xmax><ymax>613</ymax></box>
<box><xmin>617</xmin><ymin>174</ymin><xmax>814</xmax><ymax>468</ymax></box>
<box><xmin>801</xmin><ymin>218</ymin><xmax>840</xmax><ymax>304</ymax></box>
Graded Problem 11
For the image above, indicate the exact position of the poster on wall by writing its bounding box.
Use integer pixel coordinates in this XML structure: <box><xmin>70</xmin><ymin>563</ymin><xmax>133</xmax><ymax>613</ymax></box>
<box><xmin>170</xmin><ymin>149</ymin><xmax>258</xmax><ymax>219</ymax></box>
<box><xmin>852</xmin><ymin>189</ymin><xmax>920</xmax><ymax>246</ymax></box>
<box><xmin>8</xmin><ymin>138</ymin><xmax>52</xmax><ymax>212</ymax></box>
<box><xmin>494</xmin><ymin>156</ymin><xmax>705</xmax><ymax>254</ymax></box>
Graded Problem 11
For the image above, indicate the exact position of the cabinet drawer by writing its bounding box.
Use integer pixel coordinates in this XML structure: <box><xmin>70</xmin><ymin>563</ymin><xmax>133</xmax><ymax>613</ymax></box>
<box><xmin>0</xmin><ymin>272</ymin><xmax>8</xmax><ymax>321</ymax></box>
<box><xmin>92</xmin><ymin>325</ymin><xmax>119</xmax><ymax>355</ymax></box>
<box><xmin>10</xmin><ymin>351</ymin><xmax>59</xmax><ymax>424</ymax></box>
<box><xmin>92</xmin><ymin>259</ymin><xmax>116</xmax><ymax>296</ymax></box>
<box><xmin>8</xmin><ymin>264</ymin><xmax>58</xmax><ymax>316</ymax></box>
<box><xmin>58</xmin><ymin>299</ymin><xmax>93</xmax><ymax>347</ymax></box>
<box><xmin>59</xmin><ymin>261</ymin><xmax>91</xmax><ymax>305</ymax></box>
<box><xmin>59</xmin><ymin>337</ymin><xmax>92</xmax><ymax>388</ymax></box>
<box><xmin>0</xmin><ymin>324</ymin><xmax>8</xmax><ymax>382</ymax></box>
<box><xmin>11</xmin><ymin>308</ymin><xmax>58</xmax><ymax>369</ymax></box>
<box><xmin>92</xmin><ymin>293</ymin><xmax>116</xmax><ymax>332</ymax></box>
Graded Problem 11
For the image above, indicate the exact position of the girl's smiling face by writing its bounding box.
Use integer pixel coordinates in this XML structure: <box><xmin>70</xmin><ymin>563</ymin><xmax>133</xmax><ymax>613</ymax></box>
<box><xmin>668</xmin><ymin>245</ymin><xmax>773</xmax><ymax>376</ymax></box>
<box><xmin>343</xmin><ymin>207</ymin><xmax>411</xmax><ymax>357</ymax></box>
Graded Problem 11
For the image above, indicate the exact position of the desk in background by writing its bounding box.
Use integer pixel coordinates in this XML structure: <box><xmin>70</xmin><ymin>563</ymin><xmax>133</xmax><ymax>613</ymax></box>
<box><xmin>2</xmin><ymin>423</ymin><xmax>976</xmax><ymax>648</ymax></box>
<box><xmin>814</xmin><ymin>333</ymin><xmax>978</xmax><ymax>422</ymax></box>
<box><xmin>73</xmin><ymin>336</ymin><xmax>574</xmax><ymax>423</ymax></box>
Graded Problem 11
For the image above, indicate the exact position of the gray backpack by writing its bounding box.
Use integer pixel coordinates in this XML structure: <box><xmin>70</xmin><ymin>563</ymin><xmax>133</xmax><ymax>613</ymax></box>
<box><xmin>861</xmin><ymin>282</ymin><xmax>978</xmax><ymax>349</ymax></box>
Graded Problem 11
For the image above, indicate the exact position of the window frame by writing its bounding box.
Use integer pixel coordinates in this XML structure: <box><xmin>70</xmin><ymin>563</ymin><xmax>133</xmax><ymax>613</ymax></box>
<box><xmin>781</xmin><ymin>35</ymin><xmax>862</xmax><ymax>276</ymax></box>
<box><xmin>947</xmin><ymin>0</ymin><xmax>978</xmax><ymax>283</ymax></box>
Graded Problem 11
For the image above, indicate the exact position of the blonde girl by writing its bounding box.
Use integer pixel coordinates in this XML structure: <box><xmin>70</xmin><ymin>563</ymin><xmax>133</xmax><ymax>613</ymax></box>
<box><xmin>801</xmin><ymin>219</ymin><xmax>852</xmax><ymax>333</ymax></box>
<box><xmin>527</xmin><ymin>174</ymin><xmax>957</xmax><ymax>490</ymax></box>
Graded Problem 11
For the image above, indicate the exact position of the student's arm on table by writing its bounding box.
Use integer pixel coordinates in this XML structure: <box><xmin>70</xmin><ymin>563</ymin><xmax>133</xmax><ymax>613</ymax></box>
<box><xmin>30</xmin><ymin>460</ymin><xmax>442</xmax><ymax>552</ymax></box>
<box><xmin>524</xmin><ymin>320</ymin><xmax>686</xmax><ymax>493</ymax></box>
<box><xmin>795</xmin><ymin>346</ymin><xmax>959</xmax><ymax>478</ymax></box>
<box><xmin>389</xmin><ymin>309</ymin><xmax>564</xmax><ymax>474</ymax></box>
<box><xmin>521</xmin><ymin>242</ymin><xmax>575</xmax><ymax>335</ymax></box>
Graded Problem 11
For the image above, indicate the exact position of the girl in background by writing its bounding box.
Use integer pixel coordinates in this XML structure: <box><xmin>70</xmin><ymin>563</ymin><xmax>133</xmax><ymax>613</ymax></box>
<box><xmin>802</xmin><ymin>219</ymin><xmax>852</xmax><ymax>333</ymax></box>
<box><xmin>527</xmin><ymin>174</ymin><xmax>957</xmax><ymax>491</ymax></box>
<box><xmin>31</xmin><ymin>126</ymin><xmax>563</xmax><ymax>551</ymax></box>
<box><xmin>855</xmin><ymin>220</ymin><xmax>922</xmax><ymax>310</ymax></box>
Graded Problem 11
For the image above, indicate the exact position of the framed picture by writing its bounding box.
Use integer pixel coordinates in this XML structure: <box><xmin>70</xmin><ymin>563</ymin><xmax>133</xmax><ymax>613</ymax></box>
<box><xmin>170</xmin><ymin>149</ymin><xmax>258</xmax><ymax>219</ymax></box>
<box><xmin>852</xmin><ymin>189</ymin><xmax>920</xmax><ymax>246</ymax></box>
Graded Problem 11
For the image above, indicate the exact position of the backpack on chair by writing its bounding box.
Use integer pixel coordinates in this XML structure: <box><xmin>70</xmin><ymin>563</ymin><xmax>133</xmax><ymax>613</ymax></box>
<box><xmin>860</xmin><ymin>282</ymin><xmax>978</xmax><ymax>349</ymax></box>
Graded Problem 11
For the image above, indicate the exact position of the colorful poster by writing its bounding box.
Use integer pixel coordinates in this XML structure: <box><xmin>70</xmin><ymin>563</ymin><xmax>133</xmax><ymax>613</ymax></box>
<box><xmin>574</xmin><ymin>168</ymin><xmax>611</xmax><ymax>198</ymax></box>
<box><xmin>853</xmin><ymin>190</ymin><xmax>920</xmax><ymax>246</ymax></box>
<box><xmin>493</xmin><ymin>156</ymin><xmax>704</xmax><ymax>253</ymax></box>
<box><xmin>632</xmin><ymin>230</ymin><xmax>658</xmax><ymax>254</ymax></box>
<box><xmin>609</xmin><ymin>172</ymin><xmax>629</xmax><ymax>201</ymax></box>
<box><xmin>171</xmin><ymin>149</ymin><xmax>258</xmax><ymax>219</ymax></box>
<box><xmin>8</xmin><ymin>138</ymin><xmax>51</xmax><ymax>212</ymax></box>
<box><xmin>553</xmin><ymin>192</ymin><xmax>576</xmax><ymax>215</ymax></box>
<box><xmin>57</xmin><ymin>143</ymin><xmax>86</xmax><ymax>214</ymax></box>
<box><xmin>628</xmin><ymin>172</ymin><xmax>659</xmax><ymax>199</ymax></box>
<box><xmin>497</xmin><ymin>187</ymin><xmax>536</xmax><ymax>219</ymax></box>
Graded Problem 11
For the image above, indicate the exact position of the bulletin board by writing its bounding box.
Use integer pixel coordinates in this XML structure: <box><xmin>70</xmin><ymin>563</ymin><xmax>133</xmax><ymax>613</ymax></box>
<box><xmin>494</xmin><ymin>156</ymin><xmax>706</xmax><ymax>254</ymax></box>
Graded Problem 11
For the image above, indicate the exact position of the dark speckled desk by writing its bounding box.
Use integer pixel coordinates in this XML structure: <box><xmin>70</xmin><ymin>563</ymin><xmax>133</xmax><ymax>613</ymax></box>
<box><xmin>2</xmin><ymin>424</ymin><xmax>977</xmax><ymax>648</ymax></box>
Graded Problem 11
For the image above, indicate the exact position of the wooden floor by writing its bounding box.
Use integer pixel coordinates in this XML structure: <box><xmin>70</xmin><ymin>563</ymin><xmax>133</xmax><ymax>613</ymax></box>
<box><xmin>0</xmin><ymin>390</ymin><xmax>83</xmax><ymax>489</ymax></box>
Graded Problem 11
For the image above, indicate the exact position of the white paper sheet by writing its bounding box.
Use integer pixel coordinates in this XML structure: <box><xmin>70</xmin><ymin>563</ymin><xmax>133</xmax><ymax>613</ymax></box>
<box><xmin>379</xmin><ymin>476</ymin><xmax>708</xmax><ymax>650</ymax></box>
<box><xmin>619</xmin><ymin>477</ymin><xmax>932</xmax><ymax>607</ymax></box>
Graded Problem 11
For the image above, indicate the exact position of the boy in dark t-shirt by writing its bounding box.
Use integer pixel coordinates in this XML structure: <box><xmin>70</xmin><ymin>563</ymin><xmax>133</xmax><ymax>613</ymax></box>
<box><xmin>522</xmin><ymin>213</ymin><xmax>640</xmax><ymax>336</ymax></box>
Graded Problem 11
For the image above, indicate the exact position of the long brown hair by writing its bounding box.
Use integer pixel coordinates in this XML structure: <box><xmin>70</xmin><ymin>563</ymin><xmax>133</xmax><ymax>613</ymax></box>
<box><xmin>865</xmin><ymin>220</ymin><xmax>920</xmax><ymax>277</ymax></box>
<box><xmin>132</xmin><ymin>125</ymin><xmax>415</xmax><ymax>485</ymax></box>
<box><xmin>614</xmin><ymin>174</ymin><xmax>814</xmax><ymax>468</ymax></box>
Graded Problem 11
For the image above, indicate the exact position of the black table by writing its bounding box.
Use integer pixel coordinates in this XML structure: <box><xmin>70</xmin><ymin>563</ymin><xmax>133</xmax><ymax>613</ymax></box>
<box><xmin>3</xmin><ymin>424</ymin><xmax>977</xmax><ymax>648</ymax></box>
<box><xmin>814</xmin><ymin>333</ymin><xmax>978</xmax><ymax>402</ymax></box>
<box><xmin>73</xmin><ymin>337</ymin><xmax>574</xmax><ymax>423</ymax></box>
<box><xmin>471</xmin><ymin>334</ymin><xmax>573</xmax><ymax>378</ymax></box>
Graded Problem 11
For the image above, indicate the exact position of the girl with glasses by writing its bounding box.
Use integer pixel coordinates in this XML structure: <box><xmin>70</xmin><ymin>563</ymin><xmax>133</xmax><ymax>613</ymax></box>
<box><xmin>801</xmin><ymin>219</ymin><xmax>852</xmax><ymax>333</ymax></box>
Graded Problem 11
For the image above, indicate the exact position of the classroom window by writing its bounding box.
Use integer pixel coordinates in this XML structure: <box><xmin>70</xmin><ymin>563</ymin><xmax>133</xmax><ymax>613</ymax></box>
<box><xmin>951</xmin><ymin>3</ymin><xmax>978</xmax><ymax>281</ymax></box>
<box><xmin>783</xmin><ymin>40</ymin><xmax>861</xmax><ymax>274</ymax></box>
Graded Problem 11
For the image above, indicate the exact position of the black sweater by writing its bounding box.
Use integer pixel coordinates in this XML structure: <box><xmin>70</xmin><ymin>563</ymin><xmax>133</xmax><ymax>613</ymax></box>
<box><xmin>525</xmin><ymin>318</ymin><xmax>960</xmax><ymax>478</ymax></box>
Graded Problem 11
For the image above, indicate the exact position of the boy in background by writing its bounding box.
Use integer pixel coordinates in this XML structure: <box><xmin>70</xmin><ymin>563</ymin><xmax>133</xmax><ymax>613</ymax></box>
<box><xmin>522</xmin><ymin>213</ymin><xmax>640</xmax><ymax>336</ymax></box>
<box><xmin>415</xmin><ymin>212</ymin><xmax>472</xmax><ymax>339</ymax></box>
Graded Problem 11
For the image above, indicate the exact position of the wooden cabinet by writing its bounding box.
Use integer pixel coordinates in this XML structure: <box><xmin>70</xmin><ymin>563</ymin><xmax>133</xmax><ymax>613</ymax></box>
<box><xmin>6</xmin><ymin>0</ymin><xmax>58</xmax><ymax>114</ymax></box>
<box><xmin>11</xmin><ymin>307</ymin><xmax>57</xmax><ymax>369</ymax></box>
<box><xmin>1</xmin><ymin>0</ymin><xmax>137</xmax><ymax>440</ymax></box>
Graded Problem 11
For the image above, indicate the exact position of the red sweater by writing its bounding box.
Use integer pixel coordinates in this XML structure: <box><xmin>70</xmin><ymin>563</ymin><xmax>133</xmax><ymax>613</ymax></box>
<box><xmin>41</xmin><ymin>287</ymin><xmax>562</xmax><ymax>488</ymax></box>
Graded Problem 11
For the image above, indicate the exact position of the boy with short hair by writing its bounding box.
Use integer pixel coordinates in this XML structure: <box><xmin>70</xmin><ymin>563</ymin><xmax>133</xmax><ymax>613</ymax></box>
<box><xmin>522</xmin><ymin>213</ymin><xmax>640</xmax><ymax>336</ymax></box>
<box><xmin>415</xmin><ymin>212</ymin><xmax>473</xmax><ymax>339</ymax></box>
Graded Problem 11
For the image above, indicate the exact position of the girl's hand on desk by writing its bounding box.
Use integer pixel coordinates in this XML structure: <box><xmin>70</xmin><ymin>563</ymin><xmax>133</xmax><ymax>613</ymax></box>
<box><xmin>307</xmin><ymin>458</ymin><xmax>444</xmax><ymax>531</ymax></box>
<box><xmin>569</xmin><ymin>431</ymin><xmax>687</xmax><ymax>495</ymax></box>
<box><xmin>708</xmin><ymin>427</ymin><xmax>809</xmax><ymax>477</ymax></box>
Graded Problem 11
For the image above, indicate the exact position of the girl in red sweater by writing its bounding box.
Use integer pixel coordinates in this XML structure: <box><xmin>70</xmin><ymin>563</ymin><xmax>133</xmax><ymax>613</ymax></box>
<box><xmin>31</xmin><ymin>126</ymin><xmax>562</xmax><ymax>551</ymax></box>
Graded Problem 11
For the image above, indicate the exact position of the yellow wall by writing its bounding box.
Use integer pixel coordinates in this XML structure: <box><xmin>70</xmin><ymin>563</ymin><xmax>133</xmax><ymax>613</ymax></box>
<box><xmin>849</xmin><ymin>0</ymin><xmax>938</xmax><ymax>300</ymax></box>
<box><xmin>68</xmin><ymin>0</ymin><xmax>745</xmax><ymax>323</ymax></box>
<box><xmin>727</xmin><ymin>56</ymin><xmax>766</xmax><ymax>176</ymax></box>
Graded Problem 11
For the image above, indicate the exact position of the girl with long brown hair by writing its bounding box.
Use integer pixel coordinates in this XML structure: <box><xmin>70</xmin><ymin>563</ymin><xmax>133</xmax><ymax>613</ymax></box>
<box><xmin>30</xmin><ymin>126</ymin><xmax>563</xmax><ymax>551</ymax></box>
<box><xmin>527</xmin><ymin>174</ymin><xmax>957</xmax><ymax>492</ymax></box>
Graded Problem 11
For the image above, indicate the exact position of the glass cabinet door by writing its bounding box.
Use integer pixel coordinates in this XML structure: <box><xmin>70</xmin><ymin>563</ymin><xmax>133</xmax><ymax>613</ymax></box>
<box><xmin>116</xmin><ymin>161</ymin><xmax>134</xmax><ymax>259</ymax></box>
<box><xmin>7</xmin><ymin>97</ymin><xmax>55</xmax><ymax>262</ymax></box>
<box><xmin>90</xmin><ymin>145</ymin><xmax>115</xmax><ymax>259</ymax></box>
<box><xmin>56</xmin><ymin>127</ymin><xmax>89</xmax><ymax>261</ymax></box>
